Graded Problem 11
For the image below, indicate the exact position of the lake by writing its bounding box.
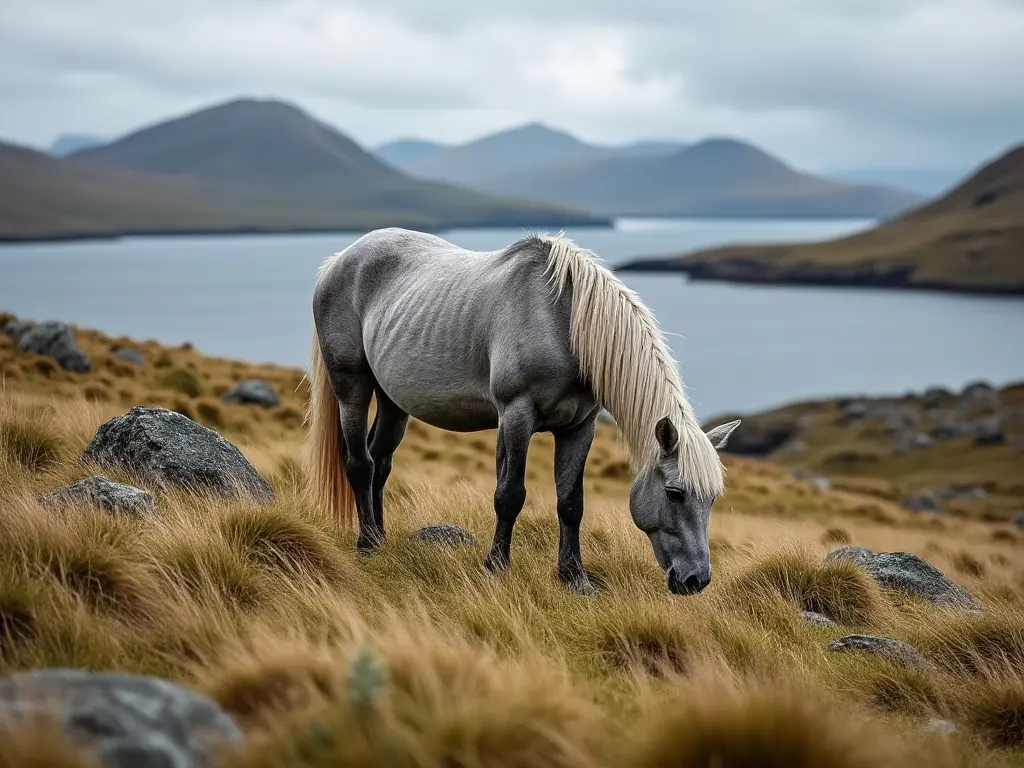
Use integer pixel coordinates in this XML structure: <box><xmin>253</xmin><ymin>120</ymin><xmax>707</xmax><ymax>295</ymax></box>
<box><xmin>2</xmin><ymin>218</ymin><xmax>1023</xmax><ymax>420</ymax></box>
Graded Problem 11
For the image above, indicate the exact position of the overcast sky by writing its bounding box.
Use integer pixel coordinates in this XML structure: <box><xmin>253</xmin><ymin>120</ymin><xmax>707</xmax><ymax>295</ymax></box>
<box><xmin>1</xmin><ymin>0</ymin><xmax>1021</xmax><ymax>171</ymax></box>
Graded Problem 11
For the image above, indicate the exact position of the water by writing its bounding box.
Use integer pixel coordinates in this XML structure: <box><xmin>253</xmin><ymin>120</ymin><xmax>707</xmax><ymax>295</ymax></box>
<box><xmin>2</xmin><ymin>218</ymin><xmax>1023</xmax><ymax>420</ymax></box>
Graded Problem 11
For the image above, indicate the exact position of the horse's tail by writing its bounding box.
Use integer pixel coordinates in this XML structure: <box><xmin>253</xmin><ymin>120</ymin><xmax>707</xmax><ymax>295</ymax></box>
<box><xmin>305</xmin><ymin>326</ymin><xmax>355</xmax><ymax>528</ymax></box>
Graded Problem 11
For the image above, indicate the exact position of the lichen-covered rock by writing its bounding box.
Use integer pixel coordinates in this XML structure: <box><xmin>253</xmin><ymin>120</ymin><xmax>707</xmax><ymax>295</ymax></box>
<box><xmin>17</xmin><ymin>320</ymin><xmax>91</xmax><ymax>373</ymax></box>
<box><xmin>220</xmin><ymin>379</ymin><xmax>280</xmax><ymax>408</ymax></box>
<box><xmin>38</xmin><ymin>475</ymin><xmax>155</xmax><ymax>518</ymax></box>
<box><xmin>413</xmin><ymin>523</ymin><xmax>477</xmax><ymax>548</ymax></box>
<box><xmin>82</xmin><ymin>406</ymin><xmax>274</xmax><ymax>503</ymax></box>
<box><xmin>801</xmin><ymin>611</ymin><xmax>838</xmax><ymax>627</ymax></box>
<box><xmin>827</xmin><ymin>634</ymin><xmax>923</xmax><ymax>667</ymax></box>
<box><xmin>904</xmin><ymin>493</ymin><xmax>941</xmax><ymax>513</ymax></box>
<box><xmin>3</xmin><ymin>318</ymin><xmax>31</xmax><ymax>339</ymax></box>
<box><xmin>826</xmin><ymin>547</ymin><xmax>981</xmax><ymax>611</ymax></box>
<box><xmin>113</xmin><ymin>348</ymin><xmax>146</xmax><ymax>365</ymax></box>
<box><xmin>0</xmin><ymin>668</ymin><xmax>242</xmax><ymax>768</ymax></box>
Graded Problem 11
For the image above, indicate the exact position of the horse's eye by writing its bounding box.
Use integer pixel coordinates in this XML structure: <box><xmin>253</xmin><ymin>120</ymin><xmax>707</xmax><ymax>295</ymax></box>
<box><xmin>665</xmin><ymin>486</ymin><xmax>686</xmax><ymax>504</ymax></box>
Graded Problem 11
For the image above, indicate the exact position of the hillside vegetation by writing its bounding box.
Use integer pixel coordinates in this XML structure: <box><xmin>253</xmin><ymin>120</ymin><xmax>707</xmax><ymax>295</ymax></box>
<box><xmin>0</xmin><ymin>100</ymin><xmax>604</xmax><ymax>243</ymax></box>
<box><xmin>619</xmin><ymin>144</ymin><xmax>1024</xmax><ymax>294</ymax></box>
<box><xmin>2</xmin><ymin>315</ymin><xmax>1023</xmax><ymax>766</ymax></box>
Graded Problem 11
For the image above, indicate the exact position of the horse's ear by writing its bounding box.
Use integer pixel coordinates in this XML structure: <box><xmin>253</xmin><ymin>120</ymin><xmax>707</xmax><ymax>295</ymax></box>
<box><xmin>705</xmin><ymin>419</ymin><xmax>741</xmax><ymax>450</ymax></box>
<box><xmin>655</xmin><ymin>416</ymin><xmax>679</xmax><ymax>455</ymax></box>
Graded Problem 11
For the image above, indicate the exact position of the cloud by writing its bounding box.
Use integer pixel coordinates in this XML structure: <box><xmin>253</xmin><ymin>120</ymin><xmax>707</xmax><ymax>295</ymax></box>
<box><xmin>0</xmin><ymin>0</ymin><xmax>1020</xmax><ymax>169</ymax></box>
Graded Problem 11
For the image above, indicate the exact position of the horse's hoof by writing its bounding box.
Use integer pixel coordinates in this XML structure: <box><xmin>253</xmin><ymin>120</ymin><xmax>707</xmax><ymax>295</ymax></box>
<box><xmin>483</xmin><ymin>554</ymin><xmax>509</xmax><ymax>574</ymax></box>
<box><xmin>566</xmin><ymin>577</ymin><xmax>598</xmax><ymax>597</ymax></box>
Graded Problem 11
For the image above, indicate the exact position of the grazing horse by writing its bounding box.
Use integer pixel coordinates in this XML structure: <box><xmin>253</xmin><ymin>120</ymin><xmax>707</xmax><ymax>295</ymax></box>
<box><xmin>306</xmin><ymin>227</ymin><xmax>740</xmax><ymax>595</ymax></box>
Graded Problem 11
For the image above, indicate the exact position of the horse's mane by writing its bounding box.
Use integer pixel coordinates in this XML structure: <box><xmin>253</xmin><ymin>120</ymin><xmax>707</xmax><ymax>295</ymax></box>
<box><xmin>537</xmin><ymin>233</ymin><xmax>724</xmax><ymax>497</ymax></box>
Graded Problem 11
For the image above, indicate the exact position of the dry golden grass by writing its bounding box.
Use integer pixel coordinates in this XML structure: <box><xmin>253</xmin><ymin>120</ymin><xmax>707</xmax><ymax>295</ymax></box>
<box><xmin>2</xmin><ymin>319</ymin><xmax>1024</xmax><ymax>766</ymax></box>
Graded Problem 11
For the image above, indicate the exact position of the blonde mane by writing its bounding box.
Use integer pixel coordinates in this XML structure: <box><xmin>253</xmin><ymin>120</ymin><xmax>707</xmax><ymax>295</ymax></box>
<box><xmin>542</xmin><ymin>233</ymin><xmax>725</xmax><ymax>498</ymax></box>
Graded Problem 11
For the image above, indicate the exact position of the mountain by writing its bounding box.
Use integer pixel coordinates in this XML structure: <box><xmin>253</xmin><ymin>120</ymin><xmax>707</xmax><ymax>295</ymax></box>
<box><xmin>617</xmin><ymin>143</ymin><xmax>1024</xmax><ymax>295</ymax></box>
<box><xmin>48</xmin><ymin>133</ymin><xmax>106</xmax><ymax>156</ymax></box>
<box><xmin>826</xmin><ymin>167</ymin><xmax>967</xmax><ymax>197</ymax></box>
<box><xmin>0</xmin><ymin>98</ymin><xmax>606</xmax><ymax>242</ymax></box>
<box><xmin>461</xmin><ymin>137</ymin><xmax>923</xmax><ymax>218</ymax></box>
<box><xmin>374</xmin><ymin>139</ymin><xmax>448</xmax><ymax>171</ymax></box>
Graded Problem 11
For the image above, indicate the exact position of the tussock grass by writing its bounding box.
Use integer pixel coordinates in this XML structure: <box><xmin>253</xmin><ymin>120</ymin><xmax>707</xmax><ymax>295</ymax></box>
<box><xmin>1</xmin><ymin>326</ymin><xmax>1024</xmax><ymax>766</ymax></box>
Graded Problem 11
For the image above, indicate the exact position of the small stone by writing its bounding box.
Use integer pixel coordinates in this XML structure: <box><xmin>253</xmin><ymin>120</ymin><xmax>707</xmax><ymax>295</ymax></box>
<box><xmin>113</xmin><ymin>348</ymin><xmax>145</xmax><ymax>365</ymax></box>
<box><xmin>959</xmin><ymin>381</ymin><xmax>995</xmax><ymax>404</ymax></box>
<box><xmin>925</xmin><ymin>717</ymin><xmax>957</xmax><ymax>734</ymax></box>
<box><xmin>884</xmin><ymin>408</ymin><xmax>919</xmax><ymax>435</ymax></box>
<box><xmin>825</xmin><ymin>546</ymin><xmax>875</xmax><ymax>567</ymax></box>
<box><xmin>802</xmin><ymin>611</ymin><xmax>838</xmax><ymax>627</ymax></box>
<box><xmin>221</xmin><ymin>379</ymin><xmax>280</xmax><ymax>408</ymax></box>
<box><xmin>809</xmin><ymin>475</ymin><xmax>831</xmax><ymax>491</ymax></box>
<box><xmin>413</xmin><ymin>523</ymin><xmax>477</xmax><ymax>548</ymax></box>
<box><xmin>973</xmin><ymin>418</ymin><xmax>1005</xmax><ymax>446</ymax></box>
<box><xmin>0</xmin><ymin>668</ymin><xmax>242</xmax><ymax>768</ymax></box>
<box><xmin>17</xmin><ymin>320</ymin><xmax>92</xmax><ymax>373</ymax></box>
<box><xmin>39</xmin><ymin>475</ymin><xmax>155</xmax><ymax>518</ymax></box>
<box><xmin>904</xmin><ymin>494</ymin><xmax>940</xmax><ymax>513</ymax></box>
<box><xmin>921</xmin><ymin>387</ymin><xmax>952</xmax><ymax>409</ymax></box>
<box><xmin>840</xmin><ymin>401</ymin><xmax>869</xmax><ymax>422</ymax></box>
<box><xmin>827</xmin><ymin>634</ymin><xmax>923</xmax><ymax>667</ymax></box>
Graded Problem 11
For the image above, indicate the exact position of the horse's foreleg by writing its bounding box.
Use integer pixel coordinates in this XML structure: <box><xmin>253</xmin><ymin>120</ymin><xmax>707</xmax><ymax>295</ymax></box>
<box><xmin>333</xmin><ymin>373</ymin><xmax>379</xmax><ymax>551</ymax></box>
<box><xmin>368</xmin><ymin>389</ymin><xmax>409</xmax><ymax>536</ymax></box>
<box><xmin>484</xmin><ymin>398</ymin><xmax>535</xmax><ymax>573</ymax></box>
<box><xmin>553</xmin><ymin>414</ymin><xmax>598</xmax><ymax>595</ymax></box>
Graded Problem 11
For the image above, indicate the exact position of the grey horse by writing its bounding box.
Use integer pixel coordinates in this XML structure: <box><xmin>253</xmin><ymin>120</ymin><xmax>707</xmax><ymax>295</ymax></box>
<box><xmin>307</xmin><ymin>227</ymin><xmax>740</xmax><ymax>595</ymax></box>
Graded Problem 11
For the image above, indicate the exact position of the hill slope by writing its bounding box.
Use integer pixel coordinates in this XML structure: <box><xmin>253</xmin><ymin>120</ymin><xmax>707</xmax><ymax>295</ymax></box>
<box><xmin>374</xmin><ymin>138</ymin><xmax>448</xmax><ymax>170</ymax></box>
<box><xmin>48</xmin><ymin>133</ymin><xmax>106</xmax><ymax>156</ymax></box>
<box><xmin>463</xmin><ymin>138</ymin><xmax>922</xmax><ymax>218</ymax></box>
<box><xmin>66</xmin><ymin>99</ymin><xmax>604</xmax><ymax>230</ymax></box>
<box><xmin>618</xmin><ymin>143</ymin><xmax>1024</xmax><ymax>294</ymax></box>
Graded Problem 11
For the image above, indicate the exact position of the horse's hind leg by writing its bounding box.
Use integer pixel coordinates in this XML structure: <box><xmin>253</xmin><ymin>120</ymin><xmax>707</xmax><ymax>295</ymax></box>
<box><xmin>484</xmin><ymin>397</ymin><xmax>536</xmax><ymax>573</ymax></box>
<box><xmin>553</xmin><ymin>414</ymin><xmax>598</xmax><ymax>596</ymax></box>
<box><xmin>329</xmin><ymin>370</ymin><xmax>380</xmax><ymax>551</ymax></box>
<box><xmin>368</xmin><ymin>388</ymin><xmax>409</xmax><ymax>535</ymax></box>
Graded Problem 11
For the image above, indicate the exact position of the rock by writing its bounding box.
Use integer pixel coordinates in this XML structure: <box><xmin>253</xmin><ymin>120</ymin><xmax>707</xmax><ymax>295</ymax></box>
<box><xmin>884</xmin><ymin>408</ymin><xmax>919</xmax><ymax>435</ymax></box>
<box><xmin>802</xmin><ymin>611</ymin><xmax>838</xmax><ymax>627</ymax></box>
<box><xmin>809</xmin><ymin>475</ymin><xmax>831</xmax><ymax>491</ymax></box>
<box><xmin>825</xmin><ymin>546</ymin><xmax>876</xmax><ymax>567</ymax></box>
<box><xmin>1013</xmin><ymin>512</ymin><xmax>1024</xmax><ymax>530</ymax></box>
<box><xmin>925</xmin><ymin>717</ymin><xmax>957</xmax><ymax>734</ymax></box>
<box><xmin>827</xmin><ymin>634</ymin><xmax>923</xmax><ymax>667</ymax></box>
<box><xmin>959</xmin><ymin>380</ymin><xmax>995</xmax><ymax>405</ymax></box>
<box><xmin>113</xmin><ymin>348</ymin><xmax>146</xmax><ymax>365</ymax></box>
<box><xmin>921</xmin><ymin>387</ymin><xmax>952</xmax><ymax>410</ymax></box>
<box><xmin>38</xmin><ymin>475</ymin><xmax>156</xmax><ymax>518</ymax></box>
<box><xmin>413</xmin><ymin>523</ymin><xmax>477</xmax><ymax>548</ymax></box>
<box><xmin>973</xmin><ymin>418</ymin><xmax>1005</xmax><ymax>446</ymax></box>
<box><xmin>936</xmin><ymin>485</ymin><xmax>987</xmax><ymax>501</ymax></box>
<box><xmin>904</xmin><ymin>494</ymin><xmax>941</xmax><ymax>513</ymax></box>
<box><xmin>17</xmin><ymin>321</ymin><xmax>92</xmax><ymax>373</ymax></box>
<box><xmin>931</xmin><ymin>412</ymin><xmax>967</xmax><ymax>439</ymax></box>
<box><xmin>828</xmin><ymin>547</ymin><xmax>982</xmax><ymax>611</ymax></box>
<box><xmin>840</xmin><ymin>401</ymin><xmax>869</xmax><ymax>423</ymax></box>
<box><xmin>3</xmin><ymin>318</ymin><xmax>31</xmax><ymax>339</ymax></box>
<box><xmin>0</xmin><ymin>668</ymin><xmax>242</xmax><ymax>768</ymax></box>
<box><xmin>220</xmin><ymin>379</ymin><xmax>280</xmax><ymax>408</ymax></box>
<box><xmin>82</xmin><ymin>406</ymin><xmax>274</xmax><ymax>503</ymax></box>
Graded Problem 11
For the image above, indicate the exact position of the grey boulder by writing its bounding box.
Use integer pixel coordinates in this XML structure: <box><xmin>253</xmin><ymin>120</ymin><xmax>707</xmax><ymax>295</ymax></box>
<box><xmin>3</xmin><ymin>318</ymin><xmax>31</xmax><ymax>339</ymax></box>
<box><xmin>826</xmin><ymin>547</ymin><xmax>981</xmax><ymax>611</ymax></box>
<box><xmin>801</xmin><ymin>611</ymin><xmax>838</xmax><ymax>627</ymax></box>
<box><xmin>82</xmin><ymin>406</ymin><xmax>274</xmax><ymax>503</ymax></box>
<box><xmin>221</xmin><ymin>379</ymin><xmax>280</xmax><ymax>408</ymax></box>
<box><xmin>38</xmin><ymin>475</ymin><xmax>156</xmax><ymax>518</ymax></box>
<box><xmin>113</xmin><ymin>348</ymin><xmax>146</xmax><ymax>366</ymax></box>
<box><xmin>17</xmin><ymin>320</ymin><xmax>92</xmax><ymax>373</ymax></box>
<box><xmin>827</xmin><ymin>634</ymin><xmax>923</xmax><ymax>667</ymax></box>
<box><xmin>0</xmin><ymin>668</ymin><xmax>242</xmax><ymax>768</ymax></box>
<box><xmin>413</xmin><ymin>523</ymin><xmax>477</xmax><ymax>548</ymax></box>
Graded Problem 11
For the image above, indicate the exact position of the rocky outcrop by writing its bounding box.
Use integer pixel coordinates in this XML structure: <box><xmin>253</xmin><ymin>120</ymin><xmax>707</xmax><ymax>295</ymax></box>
<box><xmin>3</xmin><ymin>318</ymin><xmax>31</xmax><ymax>339</ymax></box>
<box><xmin>826</xmin><ymin>547</ymin><xmax>981</xmax><ymax>611</ymax></box>
<box><xmin>38</xmin><ymin>475</ymin><xmax>156</xmax><ymax>518</ymax></box>
<box><xmin>82</xmin><ymin>406</ymin><xmax>274</xmax><ymax>503</ymax></box>
<box><xmin>0</xmin><ymin>668</ymin><xmax>242</xmax><ymax>768</ymax></box>
<box><xmin>17</xmin><ymin>321</ymin><xmax>91</xmax><ymax>373</ymax></box>
<box><xmin>221</xmin><ymin>379</ymin><xmax>280</xmax><ymax>408</ymax></box>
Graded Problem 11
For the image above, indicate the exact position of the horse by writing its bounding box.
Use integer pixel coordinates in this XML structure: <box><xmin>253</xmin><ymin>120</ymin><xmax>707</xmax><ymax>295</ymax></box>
<box><xmin>305</xmin><ymin>227</ymin><xmax>740</xmax><ymax>595</ymax></box>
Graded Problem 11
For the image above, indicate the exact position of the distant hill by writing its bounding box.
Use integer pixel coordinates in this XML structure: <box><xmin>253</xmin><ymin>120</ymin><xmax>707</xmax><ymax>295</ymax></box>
<box><xmin>826</xmin><ymin>167</ymin><xmax>967</xmax><ymax>198</ymax></box>
<box><xmin>48</xmin><ymin>134</ymin><xmax>106</xmax><ymax>156</ymax></box>
<box><xmin>617</xmin><ymin>143</ymin><xmax>1024</xmax><ymax>295</ymax></box>
<box><xmin>374</xmin><ymin>139</ymin><xmax>448</xmax><ymax>170</ymax></box>
<box><xmin>459</xmin><ymin>137</ymin><xmax>923</xmax><ymax>219</ymax></box>
<box><xmin>0</xmin><ymin>99</ymin><xmax>607</xmax><ymax>242</ymax></box>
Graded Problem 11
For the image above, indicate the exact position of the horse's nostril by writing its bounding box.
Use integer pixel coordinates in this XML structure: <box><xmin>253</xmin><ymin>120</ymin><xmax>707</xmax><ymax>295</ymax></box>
<box><xmin>683</xmin><ymin>573</ymin><xmax>702</xmax><ymax>593</ymax></box>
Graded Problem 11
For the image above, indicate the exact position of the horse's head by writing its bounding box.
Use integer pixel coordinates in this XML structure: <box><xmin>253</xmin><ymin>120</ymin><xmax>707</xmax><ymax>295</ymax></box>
<box><xmin>629</xmin><ymin>417</ymin><xmax>740</xmax><ymax>595</ymax></box>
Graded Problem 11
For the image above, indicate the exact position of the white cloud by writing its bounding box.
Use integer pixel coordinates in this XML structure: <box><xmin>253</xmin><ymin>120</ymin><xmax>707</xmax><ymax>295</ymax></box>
<box><xmin>0</xmin><ymin>0</ymin><xmax>1020</xmax><ymax>169</ymax></box>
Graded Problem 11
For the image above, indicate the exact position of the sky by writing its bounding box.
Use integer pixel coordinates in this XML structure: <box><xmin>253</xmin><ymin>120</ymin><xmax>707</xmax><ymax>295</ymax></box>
<box><xmin>1</xmin><ymin>0</ymin><xmax>1022</xmax><ymax>172</ymax></box>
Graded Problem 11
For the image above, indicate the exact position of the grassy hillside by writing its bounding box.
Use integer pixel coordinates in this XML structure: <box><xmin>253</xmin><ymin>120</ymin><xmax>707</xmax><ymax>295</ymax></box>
<box><xmin>0</xmin><ymin>101</ymin><xmax>606</xmax><ymax>243</ymax></box>
<box><xmin>619</xmin><ymin>144</ymin><xmax>1024</xmax><ymax>294</ymax></box>
<box><xmin>2</xmin><ymin>315</ymin><xmax>1023</xmax><ymax>766</ymax></box>
<box><xmin>410</xmin><ymin>133</ymin><xmax>921</xmax><ymax>219</ymax></box>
